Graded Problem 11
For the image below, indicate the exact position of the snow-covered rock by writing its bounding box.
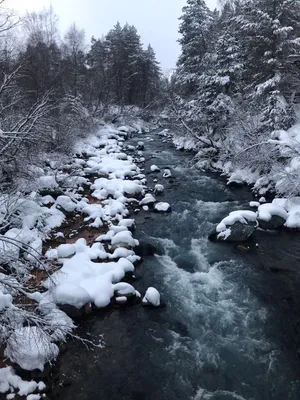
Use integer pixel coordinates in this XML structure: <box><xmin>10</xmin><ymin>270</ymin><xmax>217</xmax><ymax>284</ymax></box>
<box><xmin>0</xmin><ymin>366</ymin><xmax>46</xmax><ymax>396</ymax></box>
<box><xmin>249</xmin><ymin>201</ymin><xmax>260</xmax><ymax>208</ymax></box>
<box><xmin>139</xmin><ymin>193</ymin><xmax>156</xmax><ymax>206</ymax></box>
<box><xmin>257</xmin><ymin>203</ymin><xmax>287</xmax><ymax>230</ymax></box>
<box><xmin>150</xmin><ymin>165</ymin><xmax>160</xmax><ymax>173</ymax></box>
<box><xmin>51</xmin><ymin>283</ymin><xmax>91</xmax><ymax>309</ymax></box>
<box><xmin>211</xmin><ymin>210</ymin><xmax>257</xmax><ymax>241</ymax></box>
<box><xmin>55</xmin><ymin>196</ymin><xmax>77</xmax><ymax>213</ymax></box>
<box><xmin>115</xmin><ymin>296</ymin><xmax>127</xmax><ymax>304</ymax></box>
<box><xmin>142</xmin><ymin>287</ymin><xmax>160</xmax><ymax>307</ymax></box>
<box><xmin>154</xmin><ymin>202</ymin><xmax>171</xmax><ymax>213</ymax></box>
<box><xmin>57</xmin><ymin>244</ymin><xmax>76</xmax><ymax>258</ymax></box>
<box><xmin>111</xmin><ymin>231</ymin><xmax>139</xmax><ymax>248</ymax></box>
<box><xmin>163</xmin><ymin>169</ymin><xmax>172</xmax><ymax>178</ymax></box>
<box><xmin>114</xmin><ymin>282</ymin><xmax>136</xmax><ymax>298</ymax></box>
<box><xmin>154</xmin><ymin>184</ymin><xmax>164</xmax><ymax>194</ymax></box>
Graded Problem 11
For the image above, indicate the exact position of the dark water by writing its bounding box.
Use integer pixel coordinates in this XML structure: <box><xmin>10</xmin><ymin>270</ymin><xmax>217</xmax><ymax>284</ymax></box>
<box><xmin>56</xmin><ymin>131</ymin><xmax>300</xmax><ymax>400</ymax></box>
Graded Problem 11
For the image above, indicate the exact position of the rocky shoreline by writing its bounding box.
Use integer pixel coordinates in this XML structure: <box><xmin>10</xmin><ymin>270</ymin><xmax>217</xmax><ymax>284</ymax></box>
<box><xmin>0</xmin><ymin>122</ymin><xmax>172</xmax><ymax>399</ymax></box>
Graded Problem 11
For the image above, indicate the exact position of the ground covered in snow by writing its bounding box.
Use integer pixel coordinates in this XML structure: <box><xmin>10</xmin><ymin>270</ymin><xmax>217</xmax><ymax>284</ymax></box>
<box><xmin>0</xmin><ymin>121</ymin><xmax>166</xmax><ymax>397</ymax></box>
<box><xmin>172</xmin><ymin>122</ymin><xmax>300</xmax><ymax>200</ymax></box>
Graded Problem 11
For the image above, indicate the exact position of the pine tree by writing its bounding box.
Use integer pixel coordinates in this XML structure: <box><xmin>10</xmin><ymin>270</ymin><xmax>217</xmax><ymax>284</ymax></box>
<box><xmin>140</xmin><ymin>44</ymin><xmax>161</xmax><ymax>107</ymax></box>
<box><xmin>177</xmin><ymin>0</ymin><xmax>213</xmax><ymax>93</ymax></box>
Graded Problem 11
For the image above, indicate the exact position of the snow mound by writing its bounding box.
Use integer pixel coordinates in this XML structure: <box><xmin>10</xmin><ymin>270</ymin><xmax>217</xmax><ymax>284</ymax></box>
<box><xmin>285</xmin><ymin>206</ymin><xmax>300</xmax><ymax>228</ymax></box>
<box><xmin>111</xmin><ymin>231</ymin><xmax>139</xmax><ymax>247</ymax></box>
<box><xmin>216</xmin><ymin>210</ymin><xmax>257</xmax><ymax>233</ymax></box>
<box><xmin>57</xmin><ymin>243</ymin><xmax>76</xmax><ymax>258</ymax></box>
<box><xmin>154</xmin><ymin>184</ymin><xmax>164</xmax><ymax>194</ymax></box>
<box><xmin>55</xmin><ymin>196</ymin><xmax>77</xmax><ymax>213</ymax></box>
<box><xmin>5</xmin><ymin>327</ymin><xmax>59</xmax><ymax>371</ymax></box>
<box><xmin>155</xmin><ymin>202</ymin><xmax>171</xmax><ymax>212</ymax></box>
<box><xmin>92</xmin><ymin>177</ymin><xmax>143</xmax><ymax>200</ymax></box>
<box><xmin>163</xmin><ymin>169</ymin><xmax>172</xmax><ymax>178</ymax></box>
<box><xmin>142</xmin><ymin>287</ymin><xmax>160</xmax><ymax>306</ymax></box>
<box><xmin>257</xmin><ymin>203</ymin><xmax>288</xmax><ymax>222</ymax></box>
<box><xmin>0</xmin><ymin>290</ymin><xmax>12</xmax><ymax>311</ymax></box>
<box><xmin>0</xmin><ymin>366</ymin><xmax>45</xmax><ymax>396</ymax></box>
<box><xmin>51</xmin><ymin>283</ymin><xmax>91</xmax><ymax>308</ymax></box>
<box><xmin>114</xmin><ymin>282</ymin><xmax>136</xmax><ymax>297</ymax></box>
<box><xmin>249</xmin><ymin>201</ymin><xmax>260</xmax><ymax>208</ymax></box>
<box><xmin>139</xmin><ymin>193</ymin><xmax>156</xmax><ymax>206</ymax></box>
<box><xmin>150</xmin><ymin>165</ymin><xmax>160</xmax><ymax>172</ymax></box>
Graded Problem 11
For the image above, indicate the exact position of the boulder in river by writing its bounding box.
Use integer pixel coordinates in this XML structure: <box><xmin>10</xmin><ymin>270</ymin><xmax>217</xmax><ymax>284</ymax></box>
<box><xmin>209</xmin><ymin>221</ymin><xmax>257</xmax><ymax>242</ymax></box>
<box><xmin>210</xmin><ymin>210</ymin><xmax>258</xmax><ymax>242</ymax></box>
<box><xmin>142</xmin><ymin>287</ymin><xmax>161</xmax><ymax>307</ymax></box>
<box><xmin>135</xmin><ymin>240</ymin><xmax>163</xmax><ymax>257</ymax></box>
<box><xmin>258</xmin><ymin>215</ymin><xmax>286</xmax><ymax>230</ymax></box>
<box><xmin>154</xmin><ymin>202</ymin><xmax>171</xmax><ymax>213</ymax></box>
<box><xmin>257</xmin><ymin>203</ymin><xmax>287</xmax><ymax>230</ymax></box>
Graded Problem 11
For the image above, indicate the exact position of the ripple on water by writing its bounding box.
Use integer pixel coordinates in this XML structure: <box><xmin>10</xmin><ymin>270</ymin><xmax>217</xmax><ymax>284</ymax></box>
<box><xmin>150</xmin><ymin>245</ymin><xmax>284</xmax><ymax>398</ymax></box>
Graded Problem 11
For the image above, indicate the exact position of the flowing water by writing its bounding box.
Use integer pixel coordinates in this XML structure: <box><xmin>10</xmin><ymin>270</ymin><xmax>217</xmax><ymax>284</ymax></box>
<box><xmin>56</xmin><ymin>130</ymin><xmax>300</xmax><ymax>400</ymax></box>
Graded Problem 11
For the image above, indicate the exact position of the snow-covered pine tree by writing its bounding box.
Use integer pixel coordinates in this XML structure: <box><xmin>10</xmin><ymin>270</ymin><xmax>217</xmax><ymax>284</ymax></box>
<box><xmin>140</xmin><ymin>44</ymin><xmax>161</xmax><ymax>107</ymax></box>
<box><xmin>177</xmin><ymin>0</ymin><xmax>214</xmax><ymax>94</ymax></box>
<box><xmin>239</xmin><ymin>0</ymin><xmax>300</xmax><ymax>131</ymax></box>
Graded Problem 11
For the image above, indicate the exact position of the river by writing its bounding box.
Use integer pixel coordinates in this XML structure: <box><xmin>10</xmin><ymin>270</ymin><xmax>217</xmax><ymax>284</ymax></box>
<box><xmin>55</xmin><ymin>129</ymin><xmax>300</xmax><ymax>400</ymax></box>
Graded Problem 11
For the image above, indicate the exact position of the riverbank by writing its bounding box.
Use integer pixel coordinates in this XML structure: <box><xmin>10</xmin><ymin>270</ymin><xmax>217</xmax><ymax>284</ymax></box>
<box><xmin>0</xmin><ymin>120</ymin><xmax>170</xmax><ymax>398</ymax></box>
<box><xmin>172</xmin><ymin>122</ymin><xmax>300</xmax><ymax>201</ymax></box>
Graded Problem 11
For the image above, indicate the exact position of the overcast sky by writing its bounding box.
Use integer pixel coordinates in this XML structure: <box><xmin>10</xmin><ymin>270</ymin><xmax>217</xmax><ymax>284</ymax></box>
<box><xmin>8</xmin><ymin>0</ymin><xmax>218</xmax><ymax>71</ymax></box>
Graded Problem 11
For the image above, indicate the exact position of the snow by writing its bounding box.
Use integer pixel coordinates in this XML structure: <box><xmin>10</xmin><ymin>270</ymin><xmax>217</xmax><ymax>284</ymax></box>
<box><xmin>217</xmin><ymin>228</ymin><xmax>232</xmax><ymax>240</ymax></box>
<box><xmin>285</xmin><ymin>206</ymin><xmax>300</xmax><ymax>228</ymax></box>
<box><xmin>114</xmin><ymin>282</ymin><xmax>136</xmax><ymax>297</ymax></box>
<box><xmin>150</xmin><ymin>165</ymin><xmax>160</xmax><ymax>172</ymax></box>
<box><xmin>0</xmin><ymin>122</ymin><xmax>166</xmax><ymax>374</ymax></box>
<box><xmin>51</xmin><ymin>283</ymin><xmax>91</xmax><ymax>308</ymax></box>
<box><xmin>40</xmin><ymin>195</ymin><xmax>55</xmax><ymax>205</ymax></box>
<box><xmin>0</xmin><ymin>367</ymin><xmax>45</xmax><ymax>396</ymax></box>
<box><xmin>142</xmin><ymin>287</ymin><xmax>160</xmax><ymax>306</ymax></box>
<box><xmin>139</xmin><ymin>193</ymin><xmax>156</xmax><ymax>205</ymax></box>
<box><xmin>154</xmin><ymin>184</ymin><xmax>164</xmax><ymax>194</ymax></box>
<box><xmin>57</xmin><ymin>244</ymin><xmax>76</xmax><ymax>258</ymax></box>
<box><xmin>155</xmin><ymin>202</ymin><xmax>171</xmax><ymax>212</ymax></box>
<box><xmin>92</xmin><ymin>177</ymin><xmax>143</xmax><ymax>200</ymax></box>
<box><xmin>163</xmin><ymin>169</ymin><xmax>172</xmax><ymax>178</ymax></box>
<box><xmin>0</xmin><ymin>290</ymin><xmax>12</xmax><ymax>311</ymax></box>
<box><xmin>118</xmin><ymin>219</ymin><xmax>135</xmax><ymax>228</ymax></box>
<box><xmin>27</xmin><ymin>395</ymin><xmax>41</xmax><ymax>400</ymax></box>
<box><xmin>43</xmin><ymin>250</ymin><xmax>136</xmax><ymax>308</ymax></box>
<box><xmin>110</xmin><ymin>247</ymin><xmax>136</xmax><ymax>259</ymax></box>
<box><xmin>257</xmin><ymin>203</ymin><xmax>288</xmax><ymax>221</ymax></box>
<box><xmin>115</xmin><ymin>296</ymin><xmax>127</xmax><ymax>304</ymax></box>
<box><xmin>55</xmin><ymin>196</ymin><xmax>77</xmax><ymax>213</ymax></box>
<box><xmin>249</xmin><ymin>201</ymin><xmax>260</xmax><ymax>208</ymax></box>
<box><xmin>118</xmin><ymin>126</ymin><xmax>130</xmax><ymax>133</ymax></box>
<box><xmin>216</xmin><ymin>210</ymin><xmax>257</xmax><ymax>233</ymax></box>
<box><xmin>281</xmin><ymin>197</ymin><xmax>300</xmax><ymax>228</ymax></box>
<box><xmin>111</xmin><ymin>231</ymin><xmax>139</xmax><ymax>247</ymax></box>
<box><xmin>5</xmin><ymin>327</ymin><xmax>59</xmax><ymax>371</ymax></box>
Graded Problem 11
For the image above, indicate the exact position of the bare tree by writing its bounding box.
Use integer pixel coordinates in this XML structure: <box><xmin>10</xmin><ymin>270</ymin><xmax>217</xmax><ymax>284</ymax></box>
<box><xmin>23</xmin><ymin>6</ymin><xmax>59</xmax><ymax>46</ymax></box>
<box><xmin>62</xmin><ymin>23</ymin><xmax>86</xmax><ymax>98</ymax></box>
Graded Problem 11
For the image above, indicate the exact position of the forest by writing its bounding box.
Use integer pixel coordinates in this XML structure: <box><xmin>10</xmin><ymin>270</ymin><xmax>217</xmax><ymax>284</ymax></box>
<box><xmin>172</xmin><ymin>0</ymin><xmax>300</xmax><ymax>197</ymax></box>
<box><xmin>1</xmin><ymin>0</ymin><xmax>300</xmax><ymax>399</ymax></box>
